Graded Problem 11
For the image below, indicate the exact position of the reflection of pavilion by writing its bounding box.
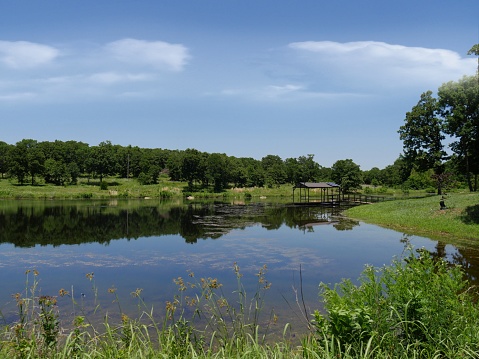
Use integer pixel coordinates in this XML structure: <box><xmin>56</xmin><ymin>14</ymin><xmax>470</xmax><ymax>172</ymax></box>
<box><xmin>292</xmin><ymin>182</ymin><xmax>341</xmax><ymax>205</ymax></box>
<box><xmin>290</xmin><ymin>204</ymin><xmax>341</xmax><ymax>232</ymax></box>
<box><xmin>296</xmin><ymin>219</ymin><xmax>339</xmax><ymax>228</ymax></box>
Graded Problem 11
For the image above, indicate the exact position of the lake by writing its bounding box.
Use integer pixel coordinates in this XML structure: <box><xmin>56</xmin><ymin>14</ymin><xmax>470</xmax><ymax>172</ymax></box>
<box><xmin>1</xmin><ymin>199</ymin><xmax>478</xmax><ymax>337</ymax></box>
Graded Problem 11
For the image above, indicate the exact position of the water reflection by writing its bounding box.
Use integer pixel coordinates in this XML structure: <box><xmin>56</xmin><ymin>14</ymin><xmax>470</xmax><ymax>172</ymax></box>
<box><xmin>1</xmin><ymin>199</ymin><xmax>479</xmax><ymax>284</ymax></box>
<box><xmin>0</xmin><ymin>200</ymin><xmax>357</xmax><ymax>246</ymax></box>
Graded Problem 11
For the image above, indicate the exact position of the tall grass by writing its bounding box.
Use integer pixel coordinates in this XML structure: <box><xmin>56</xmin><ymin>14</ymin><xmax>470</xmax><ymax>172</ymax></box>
<box><xmin>2</xmin><ymin>252</ymin><xmax>479</xmax><ymax>358</ymax></box>
<box><xmin>309</xmin><ymin>248</ymin><xmax>479</xmax><ymax>358</ymax></box>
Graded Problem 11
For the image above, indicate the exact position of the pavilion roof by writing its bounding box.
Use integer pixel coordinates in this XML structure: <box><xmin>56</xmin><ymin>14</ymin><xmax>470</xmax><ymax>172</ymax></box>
<box><xmin>294</xmin><ymin>182</ymin><xmax>340</xmax><ymax>189</ymax></box>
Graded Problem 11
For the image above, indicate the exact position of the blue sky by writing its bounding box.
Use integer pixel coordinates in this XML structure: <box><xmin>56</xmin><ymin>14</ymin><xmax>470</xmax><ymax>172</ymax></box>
<box><xmin>0</xmin><ymin>1</ymin><xmax>478</xmax><ymax>170</ymax></box>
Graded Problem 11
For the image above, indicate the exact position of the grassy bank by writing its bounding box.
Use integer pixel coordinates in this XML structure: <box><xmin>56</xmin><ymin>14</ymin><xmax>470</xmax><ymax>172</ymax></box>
<box><xmin>345</xmin><ymin>191</ymin><xmax>479</xmax><ymax>246</ymax></box>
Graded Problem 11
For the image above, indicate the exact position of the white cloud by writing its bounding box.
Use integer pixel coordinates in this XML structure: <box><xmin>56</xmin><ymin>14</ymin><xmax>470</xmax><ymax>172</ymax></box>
<box><xmin>267</xmin><ymin>84</ymin><xmax>303</xmax><ymax>94</ymax></box>
<box><xmin>86</xmin><ymin>72</ymin><xmax>153</xmax><ymax>84</ymax></box>
<box><xmin>218</xmin><ymin>83</ymin><xmax>370</xmax><ymax>102</ymax></box>
<box><xmin>0</xmin><ymin>37</ymin><xmax>190</xmax><ymax>103</ymax></box>
<box><xmin>0</xmin><ymin>41</ymin><xmax>59</xmax><ymax>69</ymax></box>
<box><xmin>287</xmin><ymin>41</ymin><xmax>476</xmax><ymax>89</ymax></box>
<box><xmin>0</xmin><ymin>92</ymin><xmax>36</xmax><ymax>101</ymax></box>
<box><xmin>105</xmin><ymin>38</ymin><xmax>190</xmax><ymax>71</ymax></box>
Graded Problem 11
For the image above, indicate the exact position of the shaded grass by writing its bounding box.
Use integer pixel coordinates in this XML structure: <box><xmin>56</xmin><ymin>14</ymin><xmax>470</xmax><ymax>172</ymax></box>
<box><xmin>345</xmin><ymin>191</ymin><xmax>479</xmax><ymax>246</ymax></box>
<box><xmin>0</xmin><ymin>178</ymin><xmax>187</xmax><ymax>200</ymax></box>
<box><xmin>0</xmin><ymin>178</ymin><xmax>305</xmax><ymax>201</ymax></box>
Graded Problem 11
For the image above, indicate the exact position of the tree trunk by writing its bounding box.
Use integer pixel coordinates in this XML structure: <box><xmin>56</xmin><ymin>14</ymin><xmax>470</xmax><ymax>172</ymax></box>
<box><xmin>466</xmin><ymin>156</ymin><xmax>473</xmax><ymax>192</ymax></box>
<box><xmin>437</xmin><ymin>184</ymin><xmax>442</xmax><ymax>196</ymax></box>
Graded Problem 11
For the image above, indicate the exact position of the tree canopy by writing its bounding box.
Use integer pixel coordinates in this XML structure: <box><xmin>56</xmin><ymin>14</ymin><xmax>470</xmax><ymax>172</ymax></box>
<box><xmin>399</xmin><ymin>66</ymin><xmax>479</xmax><ymax>192</ymax></box>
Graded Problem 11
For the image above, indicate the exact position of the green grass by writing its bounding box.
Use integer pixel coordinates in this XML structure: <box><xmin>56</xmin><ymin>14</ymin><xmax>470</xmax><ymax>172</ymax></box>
<box><xmin>345</xmin><ymin>191</ymin><xmax>479</xmax><ymax>246</ymax></box>
<box><xmin>0</xmin><ymin>177</ymin><xmax>188</xmax><ymax>200</ymax></box>
<box><xmin>0</xmin><ymin>177</ymin><xmax>300</xmax><ymax>200</ymax></box>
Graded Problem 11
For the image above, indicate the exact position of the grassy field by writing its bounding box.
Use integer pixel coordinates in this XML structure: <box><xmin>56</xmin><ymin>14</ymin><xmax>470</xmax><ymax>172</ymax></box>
<box><xmin>345</xmin><ymin>191</ymin><xmax>479</xmax><ymax>246</ymax></box>
<box><xmin>0</xmin><ymin>177</ymin><xmax>436</xmax><ymax>201</ymax></box>
<box><xmin>0</xmin><ymin>177</ymin><xmax>190</xmax><ymax>199</ymax></box>
<box><xmin>0</xmin><ymin>178</ymin><xmax>302</xmax><ymax>200</ymax></box>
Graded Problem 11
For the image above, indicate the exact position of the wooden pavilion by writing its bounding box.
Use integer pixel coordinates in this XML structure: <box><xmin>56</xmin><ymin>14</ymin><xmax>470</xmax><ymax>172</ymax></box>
<box><xmin>292</xmin><ymin>182</ymin><xmax>341</xmax><ymax>205</ymax></box>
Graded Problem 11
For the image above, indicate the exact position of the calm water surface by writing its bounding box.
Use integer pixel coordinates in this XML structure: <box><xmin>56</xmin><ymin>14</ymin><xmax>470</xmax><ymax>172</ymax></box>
<box><xmin>1</xmin><ymin>199</ymin><xmax>478</xmax><ymax>335</ymax></box>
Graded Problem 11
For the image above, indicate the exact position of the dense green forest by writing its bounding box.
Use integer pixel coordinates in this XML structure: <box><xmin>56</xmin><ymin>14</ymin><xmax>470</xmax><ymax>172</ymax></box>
<box><xmin>0</xmin><ymin>136</ymin><xmax>468</xmax><ymax>194</ymax></box>
<box><xmin>0</xmin><ymin>72</ymin><xmax>478</xmax><ymax>194</ymax></box>
<box><xmin>0</xmin><ymin>138</ymin><xmax>406</xmax><ymax>192</ymax></box>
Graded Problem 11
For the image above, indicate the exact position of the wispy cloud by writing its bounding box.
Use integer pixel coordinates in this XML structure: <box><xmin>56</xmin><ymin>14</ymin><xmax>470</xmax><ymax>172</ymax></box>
<box><xmin>105</xmin><ymin>38</ymin><xmax>190</xmax><ymax>71</ymax></box>
<box><xmin>214</xmin><ymin>41</ymin><xmax>476</xmax><ymax>103</ymax></box>
<box><xmin>287</xmin><ymin>41</ymin><xmax>476</xmax><ymax>89</ymax></box>
<box><xmin>219</xmin><ymin>83</ymin><xmax>365</xmax><ymax>101</ymax></box>
<box><xmin>86</xmin><ymin>72</ymin><xmax>154</xmax><ymax>85</ymax></box>
<box><xmin>0</xmin><ymin>38</ymin><xmax>191</xmax><ymax>102</ymax></box>
<box><xmin>0</xmin><ymin>92</ymin><xmax>36</xmax><ymax>101</ymax></box>
<box><xmin>0</xmin><ymin>40</ymin><xmax>59</xmax><ymax>69</ymax></box>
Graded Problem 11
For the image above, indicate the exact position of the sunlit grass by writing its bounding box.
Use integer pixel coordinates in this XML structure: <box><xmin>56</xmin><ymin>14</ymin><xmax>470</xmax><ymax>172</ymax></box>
<box><xmin>346</xmin><ymin>191</ymin><xmax>479</xmax><ymax>245</ymax></box>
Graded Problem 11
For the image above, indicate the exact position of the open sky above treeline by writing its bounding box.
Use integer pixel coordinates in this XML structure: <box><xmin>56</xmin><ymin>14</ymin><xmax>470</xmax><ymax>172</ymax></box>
<box><xmin>0</xmin><ymin>0</ymin><xmax>478</xmax><ymax>170</ymax></box>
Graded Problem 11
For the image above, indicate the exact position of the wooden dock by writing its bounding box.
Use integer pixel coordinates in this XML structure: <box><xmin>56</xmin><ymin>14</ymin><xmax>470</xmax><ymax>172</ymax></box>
<box><xmin>293</xmin><ymin>193</ymin><xmax>392</xmax><ymax>206</ymax></box>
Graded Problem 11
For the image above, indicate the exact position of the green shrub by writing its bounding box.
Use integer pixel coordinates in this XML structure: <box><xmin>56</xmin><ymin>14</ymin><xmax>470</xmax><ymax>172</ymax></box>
<box><xmin>363</xmin><ymin>187</ymin><xmax>373</xmax><ymax>194</ymax></box>
<box><xmin>312</xmin><ymin>248</ymin><xmax>479</xmax><ymax>357</ymax></box>
<box><xmin>159</xmin><ymin>190</ymin><xmax>173</xmax><ymax>199</ymax></box>
<box><xmin>376</xmin><ymin>186</ymin><xmax>389</xmax><ymax>194</ymax></box>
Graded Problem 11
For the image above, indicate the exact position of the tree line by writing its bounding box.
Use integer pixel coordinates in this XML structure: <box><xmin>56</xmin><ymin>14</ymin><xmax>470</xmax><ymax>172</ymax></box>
<box><xmin>0</xmin><ymin>134</ymin><xmax>472</xmax><ymax>197</ymax></box>
<box><xmin>0</xmin><ymin>137</ymin><xmax>392</xmax><ymax>192</ymax></box>
<box><xmin>0</xmin><ymin>134</ymin><xmax>472</xmax><ymax>194</ymax></box>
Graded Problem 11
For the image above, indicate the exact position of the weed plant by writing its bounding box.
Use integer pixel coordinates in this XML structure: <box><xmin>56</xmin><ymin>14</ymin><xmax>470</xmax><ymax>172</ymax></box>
<box><xmin>0</xmin><ymin>264</ymin><xmax>295</xmax><ymax>358</ymax></box>
<box><xmin>309</xmin><ymin>248</ymin><xmax>479</xmax><ymax>358</ymax></box>
<box><xmin>2</xmin><ymin>252</ymin><xmax>479</xmax><ymax>358</ymax></box>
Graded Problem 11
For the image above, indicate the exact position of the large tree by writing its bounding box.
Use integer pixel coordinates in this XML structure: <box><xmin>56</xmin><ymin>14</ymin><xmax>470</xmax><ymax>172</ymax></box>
<box><xmin>181</xmin><ymin>148</ymin><xmax>207</xmax><ymax>189</ymax></box>
<box><xmin>9</xmin><ymin>139</ymin><xmax>45</xmax><ymax>185</ymax></box>
<box><xmin>297</xmin><ymin>154</ymin><xmax>321</xmax><ymax>182</ymax></box>
<box><xmin>398</xmin><ymin>91</ymin><xmax>447</xmax><ymax>194</ymax></box>
<box><xmin>0</xmin><ymin>141</ymin><xmax>12</xmax><ymax>179</ymax></box>
<box><xmin>87</xmin><ymin>141</ymin><xmax>118</xmax><ymax>182</ymax></box>
<box><xmin>261</xmin><ymin>155</ymin><xmax>286</xmax><ymax>188</ymax></box>
<box><xmin>331</xmin><ymin>159</ymin><xmax>362</xmax><ymax>192</ymax></box>
<box><xmin>438</xmin><ymin>75</ymin><xmax>479</xmax><ymax>191</ymax></box>
<box><xmin>207</xmin><ymin>153</ymin><xmax>230</xmax><ymax>192</ymax></box>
